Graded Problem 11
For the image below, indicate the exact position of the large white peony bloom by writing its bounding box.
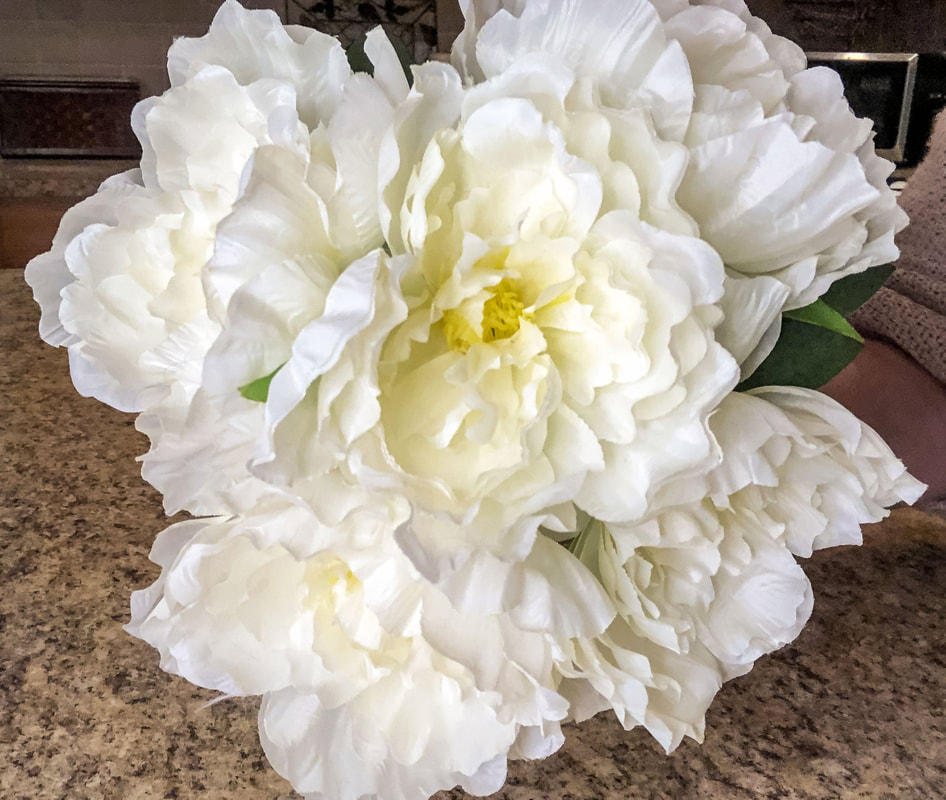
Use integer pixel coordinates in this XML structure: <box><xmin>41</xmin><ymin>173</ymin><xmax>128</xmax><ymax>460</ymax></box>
<box><xmin>210</xmin><ymin>53</ymin><xmax>739</xmax><ymax>614</ymax></box>
<box><xmin>558</xmin><ymin>388</ymin><xmax>924</xmax><ymax>751</ymax></box>
<box><xmin>25</xmin><ymin>1</ymin><xmax>413</xmax><ymax>516</ymax></box>
<box><xmin>24</xmin><ymin>0</ymin><xmax>348</xmax><ymax>412</ymax></box>
<box><xmin>128</xmin><ymin>498</ymin><xmax>614</xmax><ymax>799</ymax></box>
<box><xmin>452</xmin><ymin>0</ymin><xmax>905</xmax><ymax>374</ymax></box>
<box><xmin>25</xmin><ymin>2</ymin><xmax>925</xmax><ymax>797</ymax></box>
<box><xmin>660</xmin><ymin>0</ymin><xmax>906</xmax><ymax>372</ymax></box>
<box><xmin>706</xmin><ymin>387</ymin><xmax>926</xmax><ymax>555</ymax></box>
<box><xmin>133</xmin><ymin>13</ymin><xmax>412</xmax><ymax>518</ymax></box>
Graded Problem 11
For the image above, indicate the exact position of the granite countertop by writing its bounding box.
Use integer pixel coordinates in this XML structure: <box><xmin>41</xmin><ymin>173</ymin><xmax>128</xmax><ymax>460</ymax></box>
<box><xmin>1</xmin><ymin>268</ymin><xmax>945</xmax><ymax>799</ymax></box>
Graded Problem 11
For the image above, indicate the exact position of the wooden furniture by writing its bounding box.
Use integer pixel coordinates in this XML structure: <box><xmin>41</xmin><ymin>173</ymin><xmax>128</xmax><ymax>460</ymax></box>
<box><xmin>0</xmin><ymin>196</ymin><xmax>79</xmax><ymax>270</ymax></box>
<box><xmin>0</xmin><ymin>78</ymin><xmax>140</xmax><ymax>159</ymax></box>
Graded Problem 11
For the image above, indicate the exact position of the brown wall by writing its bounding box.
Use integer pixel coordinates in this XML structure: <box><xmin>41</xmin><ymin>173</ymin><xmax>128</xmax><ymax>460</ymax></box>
<box><xmin>0</xmin><ymin>0</ymin><xmax>285</xmax><ymax>99</ymax></box>
<box><xmin>3</xmin><ymin>0</ymin><xmax>940</xmax><ymax>97</ymax></box>
<box><xmin>430</xmin><ymin>1</ymin><xmax>946</xmax><ymax>57</ymax></box>
<box><xmin>746</xmin><ymin>0</ymin><xmax>946</xmax><ymax>53</ymax></box>
<box><xmin>435</xmin><ymin>0</ymin><xmax>463</xmax><ymax>52</ymax></box>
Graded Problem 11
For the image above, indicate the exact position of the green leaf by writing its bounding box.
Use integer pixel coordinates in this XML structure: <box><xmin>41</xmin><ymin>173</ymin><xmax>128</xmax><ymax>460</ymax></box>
<box><xmin>238</xmin><ymin>364</ymin><xmax>284</xmax><ymax>403</ymax></box>
<box><xmin>820</xmin><ymin>263</ymin><xmax>895</xmax><ymax>316</ymax></box>
<box><xmin>346</xmin><ymin>31</ymin><xmax>414</xmax><ymax>87</ymax></box>
<box><xmin>737</xmin><ymin>311</ymin><xmax>863</xmax><ymax>391</ymax></box>
<box><xmin>567</xmin><ymin>516</ymin><xmax>606</xmax><ymax>582</ymax></box>
<box><xmin>783</xmin><ymin>299</ymin><xmax>864</xmax><ymax>342</ymax></box>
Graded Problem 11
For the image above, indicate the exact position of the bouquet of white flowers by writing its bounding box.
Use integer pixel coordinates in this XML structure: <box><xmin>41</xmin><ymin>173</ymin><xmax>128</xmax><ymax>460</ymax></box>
<box><xmin>26</xmin><ymin>1</ymin><xmax>925</xmax><ymax>798</ymax></box>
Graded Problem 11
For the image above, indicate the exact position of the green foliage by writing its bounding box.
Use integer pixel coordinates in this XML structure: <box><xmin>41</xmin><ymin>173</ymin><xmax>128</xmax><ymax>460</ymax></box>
<box><xmin>567</xmin><ymin>515</ymin><xmax>606</xmax><ymax>581</ymax></box>
<box><xmin>737</xmin><ymin>300</ymin><xmax>863</xmax><ymax>391</ymax></box>
<box><xmin>346</xmin><ymin>30</ymin><xmax>414</xmax><ymax>86</ymax></box>
<box><xmin>783</xmin><ymin>298</ymin><xmax>865</xmax><ymax>341</ymax></box>
<box><xmin>737</xmin><ymin>263</ymin><xmax>895</xmax><ymax>391</ymax></box>
<box><xmin>820</xmin><ymin>263</ymin><xmax>895</xmax><ymax>316</ymax></box>
<box><xmin>238</xmin><ymin>364</ymin><xmax>284</xmax><ymax>403</ymax></box>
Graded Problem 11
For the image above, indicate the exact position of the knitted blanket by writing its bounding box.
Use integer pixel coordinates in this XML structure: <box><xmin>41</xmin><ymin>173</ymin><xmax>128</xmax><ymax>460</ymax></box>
<box><xmin>851</xmin><ymin>111</ymin><xmax>946</xmax><ymax>384</ymax></box>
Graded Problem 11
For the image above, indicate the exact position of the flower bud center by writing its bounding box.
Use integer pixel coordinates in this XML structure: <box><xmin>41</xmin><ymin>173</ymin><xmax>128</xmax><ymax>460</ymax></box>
<box><xmin>482</xmin><ymin>279</ymin><xmax>526</xmax><ymax>343</ymax></box>
<box><xmin>442</xmin><ymin>278</ymin><xmax>533</xmax><ymax>353</ymax></box>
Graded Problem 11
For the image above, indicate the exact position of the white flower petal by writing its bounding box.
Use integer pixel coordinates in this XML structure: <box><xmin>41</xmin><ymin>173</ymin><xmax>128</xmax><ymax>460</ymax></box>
<box><xmin>744</xmin><ymin>387</ymin><xmax>926</xmax><ymax>554</ymax></box>
<box><xmin>203</xmin><ymin>142</ymin><xmax>336</xmax><ymax>322</ymax></box>
<box><xmin>135</xmin><ymin>66</ymin><xmax>306</xmax><ymax>206</ymax></box>
<box><xmin>715</xmin><ymin>271</ymin><xmax>790</xmax><ymax>371</ymax></box>
<box><xmin>659</xmin><ymin>0</ymin><xmax>904</xmax><ymax>315</ymax></box>
<box><xmin>259</xmin><ymin>681</ymin><xmax>514</xmax><ymax>800</ymax></box>
<box><xmin>327</xmin><ymin>73</ymin><xmax>400</xmax><ymax>257</ymax></box>
<box><xmin>253</xmin><ymin>250</ymin><xmax>390</xmax><ymax>474</ymax></box>
<box><xmin>136</xmin><ymin>389</ymin><xmax>270</xmax><ymax>516</ymax></box>
<box><xmin>379</xmin><ymin>62</ymin><xmax>465</xmax><ymax>251</ymax></box>
<box><xmin>698</xmin><ymin>533</ymin><xmax>813</xmax><ymax>672</ymax></box>
<box><xmin>24</xmin><ymin>170</ymin><xmax>142</xmax><ymax>348</ymax></box>
<box><xmin>167</xmin><ymin>0</ymin><xmax>350</xmax><ymax>128</ymax></box>
<box><xmin>457</xmin><ymin>0</ymin><xmax>694</xmax><ymax>140</ymax></box>
<box><xmin>364</xmin><ymin>26</ymin><xmax>411</xmax><ymax>105</ymax></box>
<box><xmin>679</xmin><ymin>119</ymin><xmax>879</xmax><ymax>277</ymax></box>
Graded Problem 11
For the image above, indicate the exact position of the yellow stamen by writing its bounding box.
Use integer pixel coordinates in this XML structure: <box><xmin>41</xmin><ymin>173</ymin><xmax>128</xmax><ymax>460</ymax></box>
<box><xmin>443</xmin><ymin>310</ymin><xmax>479</xmax><ymax>353</ymax></box>
<box><xmin>482</xmin><ymin>279</ymin><xmax>529</xmax><ymax>343</ymax></box>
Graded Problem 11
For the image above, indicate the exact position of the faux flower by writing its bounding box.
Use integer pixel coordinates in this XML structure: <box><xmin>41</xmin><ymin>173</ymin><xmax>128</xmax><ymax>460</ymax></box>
<box><xmin>662</xmin><ymin>0</ymin><xmax>906</xmax><ymax>371</ymax></box>
<box><xmin>706</xmin><ymin>387</ymin><xmax>926</xmax><ymax>555</ymax></box>
<box><xmin>210</xmin><ymin>42</ymin><xmax>739</xmax><ymax>614</ymax></box>
<box><xmin>21</xmin><ymin>0</ymin><xmax>402</xmax><ymax>412</ymax></box>
<box><xmin>452</xmin><ymin>0</ymin><xmax>904</xmax><ymax>374</ymax></box>
<box><xmin>26</xmin><ymin>1</ymin><xmax>413</xmax><ymax>515</ymax></box>
<box><xmin>24</xmin><ymin>0</ymin><xmax>341</xmax><ymax>412</ymax></box>
<box><xmin>128</xmin><ymin>498</ymin><xmax>614</xmax><ymax>799</ymax></box>
<box><xmin>135</xmin><ymin>15</ymin><xmax>412</xmax><ymax>517</ymax></box>
<box><xmin>23</xmin><ymin>1</ymin><xmax>926</xmax><ymax>798</ymax></box>
<box><xmin>558</xmin><ymin>388</ymin><xmax>924</xmax><ymax>750</ymax></box>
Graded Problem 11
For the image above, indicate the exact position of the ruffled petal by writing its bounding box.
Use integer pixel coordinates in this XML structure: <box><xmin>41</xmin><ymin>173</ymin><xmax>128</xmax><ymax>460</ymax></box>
<box><xmin>715</xmin><ymin>271</ymin><xmax>790</xmax><ymax>371</ymax></box>
<box><xmin>259</xmin><ymin>681</ymin><xmax>513</xmax><ymax>800</ymax></box>
<box><xmin>167</xmin><ymin>0</ymin><xmax>351</xmax><ymax>128</ymax></box>
<box><xmin>24</xmin><ymin>170</ymin><xmax>142</xmax><ymax>348</ymax></box>
<box><xmin>455</xmin><ymin>0</ymin><xmax>694</xmax><ymax>140</ymax></box>
<box><xmin>659</xmin><ymin>0</ymin><xmax>904</xmax><ymax>315</ymax></box>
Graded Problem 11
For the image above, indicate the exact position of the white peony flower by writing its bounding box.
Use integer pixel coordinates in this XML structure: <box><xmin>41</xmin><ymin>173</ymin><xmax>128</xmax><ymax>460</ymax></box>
<box><xmin>132</xmin><ymin>19</ymin><xmax>410</xmax><ymax>518</ymax></box>
<box><xmin>24</xmin><ymin>1</ymin><xmax>338</xmax><ymax>412</ymax></box>
<box><xmin>213</xmin><ymin>53</ymin><xmax>738</xmax><ymax>615</ymax></box>
<box><xmin>25</xmin><ymin>1</ymin><xmax>412</xmax><ymax>517</ymax></box>
<box><xmin>135</xmin><ymin>97</ymin><xmax>406</xmax><ymax>517</ymax></box>
<box><xmin>26</xmin><ymin>3</ymin><xmax>926</xmax><ymax>797</ymax></box>
<box><xmin>128</xmin><ymin>498</ymin><xmax>614</xmax><ymax>799</ymax></box>
<box><xmin>21</xmin><ymin>1</ymin><xmax>402</xmax><ymax>412</ymax></box>
<box><xmin>707</xmin><ymin>387</ymin><xmax>926</xmax><ymax>555</ymax></box>
<box><xmin>659</xmin><ymin>0</ymin><xmax>906</xmax><ymax>372</ymax></box>
<box><xmin>451</xmin><ymin>0</ymin><xmax>905</xmax><ymax>375</ymax></box>
<box><xmin>558</xmin><ymin>387</ymin><xmax>923</xmax><ymax>751</ymax></box>
<box><xmin>25</xmin><ymin>166</ymin><xmax>223</xmax><ymax>413</ymax></box>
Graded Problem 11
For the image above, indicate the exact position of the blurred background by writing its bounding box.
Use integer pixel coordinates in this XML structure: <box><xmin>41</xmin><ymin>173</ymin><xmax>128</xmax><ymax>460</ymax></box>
<box><xmin>1</xmin><ymin>0</ymin><xmax>946</xmax><ymax>270</ymax></box>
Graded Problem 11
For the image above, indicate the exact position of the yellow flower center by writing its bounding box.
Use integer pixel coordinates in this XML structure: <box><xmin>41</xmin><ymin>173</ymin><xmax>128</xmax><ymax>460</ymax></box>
<box><xmin>443</xmin><ymin>309</ymin><xmax>480</xmax><ymax>353</ymax></box>
<box><xmin>482</xmin><ymin>279</ymin><xmax>526</xmax><ymax>343</ymax></box>
<box><xmin>303</xmin><ymin>556</ymin><xmax>361</xmax><ymax>611</ymax></box>
<box><xmin>443</xmin><ymin>278</ymin><xmax>534</xmax><ymax>353</ymax></box>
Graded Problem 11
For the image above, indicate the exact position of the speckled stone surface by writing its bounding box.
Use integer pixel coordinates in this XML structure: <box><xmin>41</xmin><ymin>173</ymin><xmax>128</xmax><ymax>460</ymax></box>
<box><xmin>2</xmin><ymin>268</ymin><xmax>945</xmax><ymax>800</ymax></box>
